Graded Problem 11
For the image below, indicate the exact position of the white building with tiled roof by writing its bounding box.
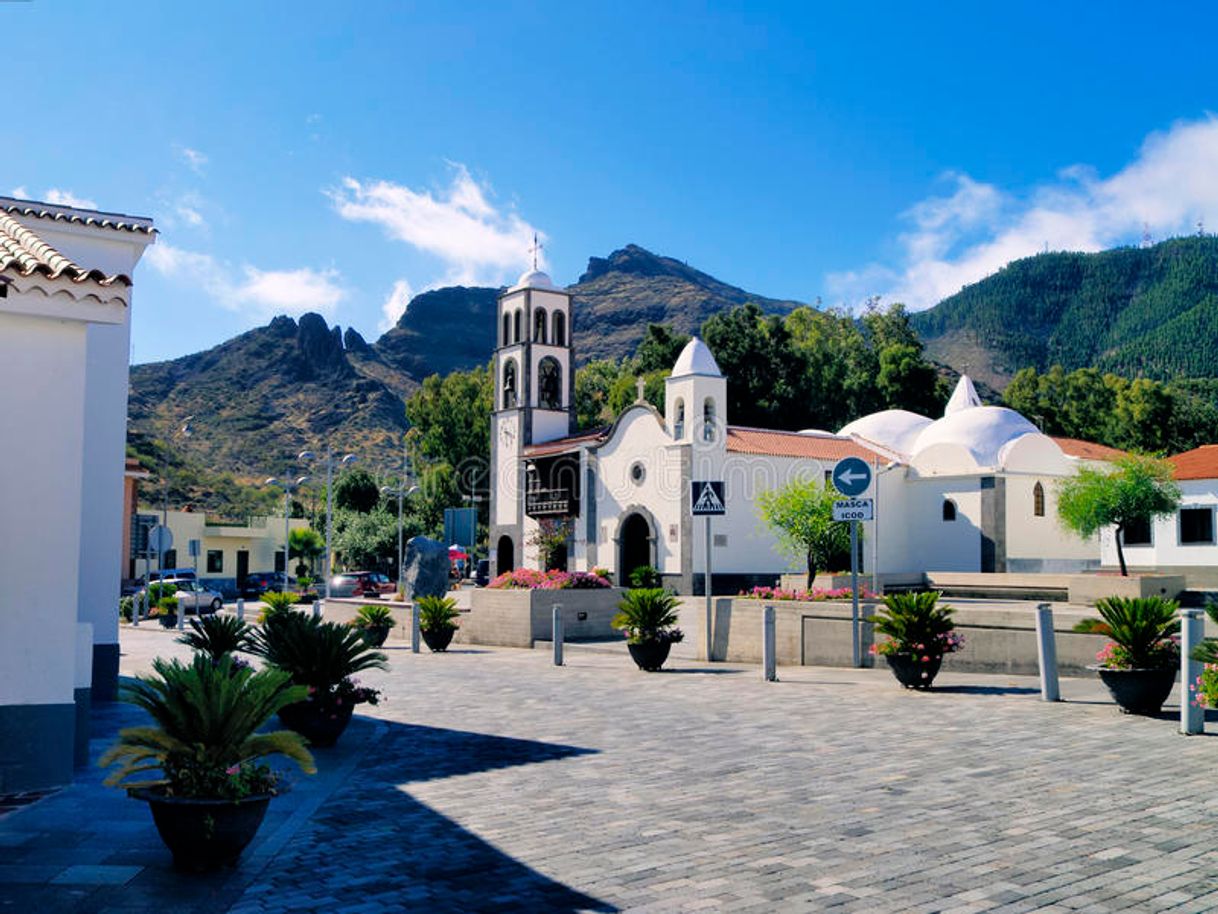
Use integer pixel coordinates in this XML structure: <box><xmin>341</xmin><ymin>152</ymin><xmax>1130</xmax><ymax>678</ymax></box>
<box><xmin>0</xmin><ymin>196</ymin><xmax>154</xmax><ymax>791</ymax></box>
<box><xmin>488</xmin><ymin>269</ymin><xmax>1110</xmax><ymax>591</ymax></box>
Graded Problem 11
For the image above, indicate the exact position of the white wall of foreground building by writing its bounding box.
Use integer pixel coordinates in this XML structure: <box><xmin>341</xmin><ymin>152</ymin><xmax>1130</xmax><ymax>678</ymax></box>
<box><xmin>1100</xmin><ymin>478</ymin><xmax>1218</xmax><ymax>586</ymax></box>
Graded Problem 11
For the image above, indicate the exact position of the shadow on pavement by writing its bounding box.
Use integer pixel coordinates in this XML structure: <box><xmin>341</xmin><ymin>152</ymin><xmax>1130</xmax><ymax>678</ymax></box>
<box><xmin>931</xmin><ymin>685</ymin><xmax>1042</xmax><ymax>696</ymax></box>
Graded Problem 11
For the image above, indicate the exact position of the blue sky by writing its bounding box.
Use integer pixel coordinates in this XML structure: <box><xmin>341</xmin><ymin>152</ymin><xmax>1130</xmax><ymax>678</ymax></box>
<box><xmin>7</xmin><ymin>1</ymin><xmax>1218</xmax><ymax>363</ymax></box>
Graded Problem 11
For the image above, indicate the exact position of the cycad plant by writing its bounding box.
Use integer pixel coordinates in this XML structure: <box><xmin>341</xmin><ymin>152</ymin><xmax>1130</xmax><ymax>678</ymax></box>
<box><xmin>416</xmin><ymin>595</ymin><xmax>460</xmax><ymax>633</ymax></box>
<box><xmin>612</xmin><ymin>588</ymin><xmax>683</xmax><ymax>645</ymax></box>
<box><xmin>177</xmin><ymin>615</ymin><xmax>253</xmax><ymax>662</ymax></box>
<box><xmin>258</xmin><ymin>590</ymin><xmax>298</xmax><ymax>622</ymax></box>
<box><xmin>99</xmin><ymin>655</ymin><xmax>314</xmax><ymax>799</ymax></box>
<box><xmin>1088</xmin><ymin>596</ymin><xmax>1179</xmax><ymax>669</ymax></box>
<box><xmin>870</xmin><ymin>591</ymin><xmax>962</xmax><ymax>657</ymax></box>
<box><xmin>249</xmin><ymin>613</ymin><xmax>387</xmax><ymax>706</ymax></box>
<box><xmin>352</xmin><ymin>605</ymin><xmax>396</xmax><ymax>630</ymax></box>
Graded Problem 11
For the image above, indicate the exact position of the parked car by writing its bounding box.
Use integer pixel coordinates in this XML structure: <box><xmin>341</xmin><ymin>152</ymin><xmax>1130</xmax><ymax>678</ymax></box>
<box><xmin>474</xmin><ymin>559</ymin><xmax>490</xmax><ymax>587</ymax></box>
<box><xmin>328</xmin><ymin>571</ymin><xmax>393</xmax><ymax>598</ymax></box>
<box><xmin>239</xmin><ymin>572</ymin><xmax>289</xmax><ymax>599</ymax></box>
<box><xmin>173</xmin><ymin>582</ymin><xmax>224</xmax><ymax>614</ymax></box>
<box><xmin>141</xmin><ymin>568</ymin><xmax>197</xmax><ymax>585</ymax></box>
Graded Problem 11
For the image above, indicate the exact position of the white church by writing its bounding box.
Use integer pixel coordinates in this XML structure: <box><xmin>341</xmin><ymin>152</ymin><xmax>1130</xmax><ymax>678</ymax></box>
<box><xmin>489</xmin><ymin>267</ymin><xmax>1115</xmax><ymax>592</ymax></box>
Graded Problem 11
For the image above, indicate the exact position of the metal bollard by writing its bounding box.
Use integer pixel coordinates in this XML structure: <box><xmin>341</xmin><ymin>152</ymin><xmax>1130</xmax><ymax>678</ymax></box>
<box><xmin>1181</xmin><ymin>608</ymin><xmax>1205</xmax><ymax>735</ymax></box>
<box><xmin>236</xmin><ymin>598</ymin><xmax>245</xmax><ymax>622</ymax></box>
<box><xmin>177</xmin><ymin>603</ymin><xmax>185</xmax><ymax>630</ymax></box>
<box><xmin>1035</xmin><ymin>603</ymin><xmax>1060</xmax><ymax>702</ymax></box>
<box><xmin>762</xmin><ymin>604</ymin><xmax>777</xmax><ymax>682</ymax></box>
<box><xmin>313</xmin><ymin>597</ymin><xmax>322</xmax><ymax>620</ymax></box>
<box><xmin>133</xmin><ymin>590</ymin><xmax>141</xmax><ymax>627</ymax></box>
<box><xmin>411</xmin><ymin>602</ymin><xmax>421</xmax><ymax>653</ymax></box>
<box><xmin>553</xmin><ymin>604</ymin><xmax>564</xmax><ymax>666</ymax></box>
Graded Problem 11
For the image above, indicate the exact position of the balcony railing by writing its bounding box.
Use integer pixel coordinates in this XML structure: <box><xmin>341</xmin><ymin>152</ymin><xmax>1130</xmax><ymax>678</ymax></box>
<box><xmin>526</xmin><ymin>487</ymin><xmax>577</xmax><ymax>517</ymax></box>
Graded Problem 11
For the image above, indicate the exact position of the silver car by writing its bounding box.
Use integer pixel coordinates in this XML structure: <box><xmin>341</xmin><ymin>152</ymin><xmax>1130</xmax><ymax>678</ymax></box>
<box><xmin>173</xmin><ymin>582</ymin><xmax>224</xmax><ymax>614</ymax></box>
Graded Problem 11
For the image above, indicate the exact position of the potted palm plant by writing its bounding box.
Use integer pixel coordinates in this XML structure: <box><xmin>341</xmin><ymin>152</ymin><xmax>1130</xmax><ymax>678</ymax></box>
<box><xmin>99</xmin><ymin>655</ymin><xmax>314</xmax><ymax>871</ymax></box>
<box><xmin>870</xmin><ymin>591</ymin><xmax>964</xmax><ymax>689</ymax></box>
<box><xmin>350</xmin><ymin>605</ymin><xmax>396</xmax><ymax>647</ymax></box>
<box><xmin>1078</xmin><ymin>596</ymin><xmax>1179</xmax><ymax>715</ymax></box>
<box><xmin>612</xmin><ymin>588</ymin><xmax>684</xmax><ymax>672</ymax></box>
<box><xmin>416</xmin><ymin>595</ymin><xmax>460</xmax><ymax>652</ymax></box>
<box><xmin>177</xmin><ymin>614</ymin><xmax>254</xmax><ymax>664</ymax></box>
<box><xmin>249</xmin><ymin>613</ymin><xmax>387</xmax><ymax>747</ymax></box>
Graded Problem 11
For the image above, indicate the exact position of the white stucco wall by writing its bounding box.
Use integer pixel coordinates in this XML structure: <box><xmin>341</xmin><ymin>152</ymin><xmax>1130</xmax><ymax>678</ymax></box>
<box><xmin>1101</xmin><ymin>478</ymin><xmax>1218</xmax><ymax>568</ymax></box>
<box><xmin>0</xmin><ymin>313</ymin><xmax>87</xmax><ymax>707</ymax></box>
<box><xmin>1004</xmin><ymin>474</ymin><xmax>1098</xmax><ymax>568</ymax></box>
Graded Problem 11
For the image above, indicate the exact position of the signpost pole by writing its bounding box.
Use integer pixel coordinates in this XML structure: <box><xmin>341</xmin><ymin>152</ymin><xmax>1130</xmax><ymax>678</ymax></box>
<box><xmin>704</xmin><ymin>514</ymin><xmax>713</xmax><ymax>662</ymax></box>
<box><xmin>850</xmin><ymin>519</ymin><xmax>860</xmax><ymax>667</ymax></box>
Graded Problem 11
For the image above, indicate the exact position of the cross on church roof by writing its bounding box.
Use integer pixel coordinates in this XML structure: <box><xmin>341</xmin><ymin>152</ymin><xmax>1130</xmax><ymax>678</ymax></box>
<box><xmin>529</xmin><ymin>232</ymin><xmax>543</xmax><ymax>270</ymax></box>
<box><xmin>636</xmin><ymin>375</ymin><xmax>646</xmax><ymax>403</ymax></box>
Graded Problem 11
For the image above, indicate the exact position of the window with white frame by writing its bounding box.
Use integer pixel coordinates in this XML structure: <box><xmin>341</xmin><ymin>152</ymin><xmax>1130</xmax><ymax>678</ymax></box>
<box><xmin>1179</xmin><ymin>507</ymin><xmax>1215</xmax><ymax>545</ymax></box>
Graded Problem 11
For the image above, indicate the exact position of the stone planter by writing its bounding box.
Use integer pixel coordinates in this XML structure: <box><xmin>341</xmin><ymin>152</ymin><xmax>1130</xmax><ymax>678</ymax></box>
<box><xmin>277</xmin><ymin>699</ymin><xmax>355</xmax><ymax>747</ymax></box>
<box><xmin>627</xmin><ymin>640</ymin><xmax>672</xmax><ymax>672</ymax></box>
<box><xmin>463</xmin><ymin>587</ymin><xmax>626</xmax><ymax>647</ymax></box>
<box><xmin>885</xmin><ymin>653</ymin><xmax>943</xmax><ymax>689</ymax></box>
<box><xmin>131</xmin><ymin>789</ymin><xmax>272</xmax><ymax>871</ymax></box>
<box><xmin>1091</xmin><ymin>666</ymin><xmax>1177</xmax><ymax>715</ymax></box>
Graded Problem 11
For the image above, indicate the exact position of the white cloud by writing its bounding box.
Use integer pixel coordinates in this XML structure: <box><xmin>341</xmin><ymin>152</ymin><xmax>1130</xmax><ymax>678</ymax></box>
<box><xmin>328</xmin><ymin>163</ymin><xmax>543</xmax><ymax>286</ymax></box>
<box><xmin>10</xmin><ymin>186</ymin><xmax>28</xmax><ymax>199</ymax></box>
<box><xmin>378</xmin><ymin>278</ymin><xmax>415</xmax><ymax>333</ymax></box>
<box><xmin>44</xmin><ymin>188</ymin><xmax>98</xmax><ymax>209</ymax></box>
<box><xmin>177</xmin><ymin>146</ymin><xmax>209</xmax><ymax>175</ymax></box>
<box><xmin>145</xmin><ymin>242</ymin><xmax>346</xmax><ymax>320</ymax></box>
<box><xmin>828</xmin><ymin>116</ymin><xmax>1218</xmax><ymax>310</ymax></box>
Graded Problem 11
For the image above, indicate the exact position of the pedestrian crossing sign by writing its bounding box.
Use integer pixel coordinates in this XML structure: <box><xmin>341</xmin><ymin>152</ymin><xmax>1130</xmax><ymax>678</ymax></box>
<box><xmin>691</xmin><ymin>480</ymin><xmax>726</xmax><ymax>516</ymax></box>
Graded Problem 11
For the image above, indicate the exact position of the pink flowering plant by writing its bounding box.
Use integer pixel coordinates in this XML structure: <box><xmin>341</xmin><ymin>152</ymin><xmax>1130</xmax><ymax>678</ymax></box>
<box><xmin>1187</xmin><ymin>603</ymin><xmax>1218</xmax><ymax>708</ymax></box>
<box><xmin>1075</xmin><ymin>596</ymin><xmax>1179</xmax><ymax>670</ymax></box>
<box><xmin>868</xmin><ymin>591</ymin><xmax>963</xmax><ymax>659</ymax></box>
<box><xmin>488</xmin><ymin>568</ymin><xmax>612</xmax><ymax>590</ymax></box>
<box><xmin>100</xmin><ymin>655</ymin><xmax>315</xmax><ymax>800</ymax></box>
<box><xmin>740</xmin><ymin>585</ymin><xmax>878</xmax><ymax>602</ymax></box>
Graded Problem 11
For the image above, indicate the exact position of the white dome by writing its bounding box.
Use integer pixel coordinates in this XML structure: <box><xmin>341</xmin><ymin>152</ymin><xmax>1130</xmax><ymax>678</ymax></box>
<box><xmin>838</xmin><ymin>409</ymin><xmax>933</xmax><ymax>457</ymax></box>
<box><xmin>511</xmin><ymin>268</ymin><xmax>557</xmax><ymax>291</ymax></box>
<box><xmin>911</xmin><ymin>406</ymin><xmax>1040</xmax><ymax>468</ymax></box>
<box><xmin>670</xmin><ymin>337</ymin><xmax>722</xmax><ymax>378</ymax></box>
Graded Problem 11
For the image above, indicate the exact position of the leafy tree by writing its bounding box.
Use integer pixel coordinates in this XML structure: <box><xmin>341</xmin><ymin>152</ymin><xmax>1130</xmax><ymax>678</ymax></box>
<box><xmin>607</xmin><ymin>369</ymin><xmax>667</xmax><ymax>417</ymax></box>
<box><xmin>574</xmin><ymin>358</ymin><xmax>624</xmax><ymax>430</ymax></box>
<box><xmin>527</xmin><ymin>517</ymin><xmax>573</xmax><ymax>570</ymax></box>
<box><xmin>1056</xmin><ymin>454</ymin><xmax>1181</xmax><ymax>576</ymax></box>
<box><xmin>405</xmin><ymin>364</ymin><xmax>492</xmax><ymax>473</ymax></box>
<box><xmin>333</xmin><ymin>467</ymin><xmax>380</xmax><ymax>513</ymax></box>
<box><xmin>635</xmin><ymin>323</ymin><xmax>690</xmax><ymax>373</ymax></box>
<box><xmin>289</xmin><ymin>527</ymin><xmax>325</xmax><ymax>575</ymax></box>
<box><xmin>702</xmin><ymin>303</ymin><xmax>807</xmax><ymax>429</ymax></box>
<box><xmin>757</xmin><ymin>477</ymin><xmax>852</xmax><ymax>587</ymax></box>
<box><xmin>876</xmin><ymin>342</ymin><xmax>945</xmax><ymax>415</ymax></box>
<box><xmin>333</xmin><ymin>508</ymin><xmax>422</xmax><ymax>572</ymax></box>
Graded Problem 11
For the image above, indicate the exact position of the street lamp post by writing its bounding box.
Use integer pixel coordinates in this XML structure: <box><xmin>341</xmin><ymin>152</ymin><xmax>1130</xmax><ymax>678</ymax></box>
<box><xmin>381</xmin><ymin>444</ymin><xmax>419</xmax><ymax>592</ymax></box>
<box><xmin>298</xmin><ymin>448</ymin><xmax>358</xmax><ymax>609</ymax></box>
<box><xmin>265</xmin><ymin>474</ymin><xmax>310</xmax><ymax>593</ymax></box>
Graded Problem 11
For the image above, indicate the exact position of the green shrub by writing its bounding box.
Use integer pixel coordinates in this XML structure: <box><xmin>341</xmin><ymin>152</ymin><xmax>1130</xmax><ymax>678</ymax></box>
<box><xmin>628</xmin><ymin>565</ymin><xmax>663</xmax><ymax>589</ymax></box>
<box><xmin>156</xmin><ymin>596</ymin><xmax>179</xmax><ymax>615</ymax></box>
<box><xmin>258</xmin><ymin>590</ymin><xmax>298</xmax><ymax>622</ymax></box>
<box><xmin>100</xmin><ymin>655</ymin><xmax>314</xmax><ymax>798</ymax></box>
<box><xmin>178</xmin><ymin>615</ymin><xmax>254</xmax><ymax>662</ymax></box>
<box><xmin>119</xmin><ymin>597</ymin><xmax>134</xmax><ymax>622</ymax></box>
<box><xmin>249</xmin><ymin>613</ymin><xmax>387</xmax><ymax>699</ymax></box>
<box><xmin>416</xmin><ymin>595</ymin><xmax>459</xmax><ymax>633</ymax></box>
<box><xmin>351</xmin><ymin>605</ymin><xmax>395</xmax><ymax>630</ymax></box>
<box><xmin>612</xmin><ymin>588</ymin><xmax>683</xmax><ymax>645</ymax></box>
<box><xmin>870</xmin><ymin>591</ymin><xmax>963</xmax><ymax>657</ymax></box>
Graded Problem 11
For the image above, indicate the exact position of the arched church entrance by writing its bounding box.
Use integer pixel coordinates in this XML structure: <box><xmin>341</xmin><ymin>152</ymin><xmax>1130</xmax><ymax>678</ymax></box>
<box><xmin>496</xmin><ymin>535</ymin><xmax>515</xmax><ymax>576</ymax></box>
<box><xmin>619</xmin><ymin>512</ymin><xmax>653</xmax><ymax>585</ymax></box>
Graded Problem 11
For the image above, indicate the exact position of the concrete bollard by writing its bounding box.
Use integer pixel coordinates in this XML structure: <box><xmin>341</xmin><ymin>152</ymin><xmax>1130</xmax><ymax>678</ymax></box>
<box><xmin>1035</xmin><ymin>603</ymin><xmax>1060</xmax><ymax>702</ymax></box>
<box><xmin>553</xmin><ymin>605</ymin><xmax>564</xmax><ymax>667</ymax></box>
<box><xmin>1181</xmin><ymin>608</ymin><xmax>1205</xmax><ymax>735</ymax></box>
<box><xmin>132</xmin><ymin>590</ymin><xmax>141</xmax><ymax>627</ymax></box>
<box><xmin>411</xmin><ymin>603</ymin><xmax>421</xmax><ymax>653</ymax></box>
<box><xmin>312</xmin><ymin>597</ymin><xmax>322</xmax><ymax>620</ymax></box>
<box><xmin>762</xmin><ymin>604</ymin><xmax>777</xmax><ymax>682</ymax></box>
<box><xmin>236</xmin><ymin>598</ymin><xmax>245</xmax><ymax>622</ymax></box>
<box><xmin>177</xmin><ymin>603</ymin><xmax>185</xmax><ymax>630</ymax></box>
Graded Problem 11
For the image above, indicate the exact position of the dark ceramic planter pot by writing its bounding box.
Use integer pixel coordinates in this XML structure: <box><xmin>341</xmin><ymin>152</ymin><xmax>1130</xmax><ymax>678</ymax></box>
<box><xmin>131</xmin><ymin>789</ymin><xmax>272</xmax><ymax>871</ymax></box>
<box><xmin>157</xmin><ymin>613</ymin><xmax>178</xmax><ymax>629</ymax></box>
<box><xmin>277</xmin><ymin>699</ymin><xmax>355</xmax><ymax>747</ymax></box>
<box><xmin>359</xmin><ymin>625</ymin><xmax>391</xmax><ymax>647</ymax></box>
<box><xmin>627</xmin><ymin>639</ymin><xmax>672</xmax><ymax>672</ymax></box>
<box><xmin>1091</xmin><ymin>665</ymin><xmax>1177</xmax><ymax>715</ymax></box>
<box><xmin>886</xmin><ymin>653</ymin><xmax>943</xmax><ymax>689</ymax></box>
<box><xmin>421</xmin><ymin>627</ymin><xmax>455</xmax><ymax>652</ymax></box>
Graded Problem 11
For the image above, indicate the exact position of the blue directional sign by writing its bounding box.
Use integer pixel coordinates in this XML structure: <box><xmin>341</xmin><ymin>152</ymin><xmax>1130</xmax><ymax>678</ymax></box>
<box><xmin>833</xmin><ymin>457</ymin><xmax>872</xmax><ymax>497</ymax></box>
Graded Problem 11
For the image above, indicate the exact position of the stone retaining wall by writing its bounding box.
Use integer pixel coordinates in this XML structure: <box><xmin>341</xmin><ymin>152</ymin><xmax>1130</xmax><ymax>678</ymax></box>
<box><xmin>458</xmin><ymin>588</ymin><xmax>626</xmax><ymax>648</ymax></box>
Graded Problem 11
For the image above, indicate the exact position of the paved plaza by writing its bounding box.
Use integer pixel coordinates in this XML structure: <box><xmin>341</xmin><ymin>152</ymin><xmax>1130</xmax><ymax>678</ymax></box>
<box><xmin>3</xmin><ymin>626</ymin><xmax>1218</xmax><ymax>913</ymax></box>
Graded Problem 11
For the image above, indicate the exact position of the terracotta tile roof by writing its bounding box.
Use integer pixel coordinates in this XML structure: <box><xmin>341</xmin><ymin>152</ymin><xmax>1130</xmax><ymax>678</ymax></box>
<box><xmin>0</xmin><ymin>197</ymin><xmax>155</xmax><ymax>235</ymax></box>
<box><xmin>1051</xmin><ymin>437</ymin><xmax>1127</xmax><ymax>462</ymax></box>
<box><xmin>727</xmin><ymin>426</ymin><xmax>885</xmax><ymax>461</ymax></box>
<box><xmin>1170</xmin><ymin>444</ymin><xmax>1218</xmax><ymax>480</ymax></box>
<box><xmin>0</xmin><ymin>211</ymin><xmax>132</xmax><ymax>287</ymax></box>
<box><xmin>522</xmin><ymin>428</ymin><xmax>609</xmax><ymax>457</ymax></box>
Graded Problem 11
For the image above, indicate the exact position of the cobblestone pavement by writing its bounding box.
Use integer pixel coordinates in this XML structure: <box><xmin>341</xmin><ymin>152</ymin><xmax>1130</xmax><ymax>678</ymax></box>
<box><xmin>4</xmin><ymin>626</ymin><xmax>1218</xmax><ymax>912</ymax></box>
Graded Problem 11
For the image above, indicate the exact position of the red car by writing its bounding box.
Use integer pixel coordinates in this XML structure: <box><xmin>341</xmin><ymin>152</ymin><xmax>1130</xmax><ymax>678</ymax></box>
<box><xmin>329</xmin><ymin>571</ymin><xmax>395</xmax><ymax>598</ymax></box>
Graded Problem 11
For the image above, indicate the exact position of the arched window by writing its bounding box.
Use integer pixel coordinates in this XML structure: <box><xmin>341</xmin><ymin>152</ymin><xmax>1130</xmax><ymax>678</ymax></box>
<box><xmin>674</xmin><ymin>399</ymin><xmax>685</xmax><ymax>439</ymax></box>
<box><xmin>553</xmin><ymin>310</ymin><xmax>566</xmax><ymax>346</ymax></box>
<box><xmin>703</xmin><ymin>398</ymin><xmax>716</xmax><ymax>442</ymax></box>
<box><xmin>538</xmin><ymin>356</ymin><xmax>562</xmax><ymax>410</ymax></box>
<box><xmin>534</xmin><ymin>308</ymin><xmax>548</xmax><ymax>343</ymax></box>
<box><xmin>1033</xmin><ymin>482</ymin><xmax>1045</xmax><ymax>517</ymax></box>
<box><xmin>942</xmin><ymin>499</ymin><xmax>957</xmax><ymax>522</ymax></box>
<box><xmin>513</xmin><ymin>309</ymin><xmax>522</xmax><ymax>343</ymax></box>
<box><xmin>502</xmin><ymin>312</ymin><xmax>511</xmax><ymax>347</ymax></box>
<box><xmin>502</xmin><ymin>360</ymin><xmax>517</xmax><ymax>409</ymax></box>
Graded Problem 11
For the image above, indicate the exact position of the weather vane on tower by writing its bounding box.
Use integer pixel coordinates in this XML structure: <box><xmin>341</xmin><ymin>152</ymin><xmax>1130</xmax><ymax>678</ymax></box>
<box><xmin>529</xmin><ymin>232</ymin><xmax>543</xmax><ymax>270</ymax></box>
